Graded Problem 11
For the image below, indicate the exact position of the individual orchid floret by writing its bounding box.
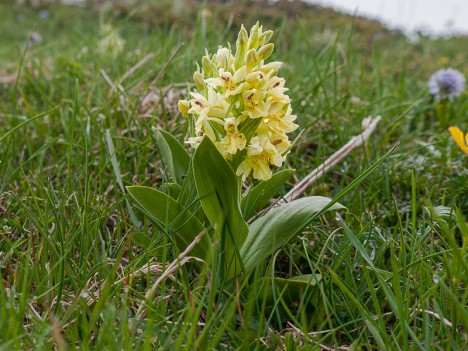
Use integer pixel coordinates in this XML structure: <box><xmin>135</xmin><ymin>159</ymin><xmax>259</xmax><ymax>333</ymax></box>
<box><xmin>243</xmin><ymin>89</ymin><xmax>270</xmax><ymax>119</ymax></box>
<box><xmin>236</xmin><ymin>153</ymin><xmax>272</xmax><ymax>181</ymax></box>
<box><xmin>205</xmin><ymin>66</ymin><xmax>247</xmax><ymax>96</ymax></box>
<box><xmin>222</xmin><ymin>118</ymin><xmax>247</xmax><ymax>155</ymax></box>
<box><xmin>266</xmin><ymin>105</ymin><xmax>298</xmax><ymax>134</ymax></box>
<box><xmin>247</xmin><ymin>135</ymin><xmax>284</xmax><ymax>167</ymax></box>
<box><xmin>236</xmin><ymin>135</ymin><xmax>284</xmax><ymax>180</ymax></box>
<box><xmin>428</xmin><ymin>68</ymin><xmax>465</xmax><ymax>100</ymax></box>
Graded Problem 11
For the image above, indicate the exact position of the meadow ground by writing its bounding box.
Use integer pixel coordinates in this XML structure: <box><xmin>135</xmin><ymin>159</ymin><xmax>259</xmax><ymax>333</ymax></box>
<box><xmin>0</xmin><ymin>0</ymin><xmax>467</xmax><ymax>349</ymax></box>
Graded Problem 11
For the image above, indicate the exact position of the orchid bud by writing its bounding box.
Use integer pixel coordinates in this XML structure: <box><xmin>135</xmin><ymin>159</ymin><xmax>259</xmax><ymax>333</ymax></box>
<box><xmin>202</xmin><ymin>55</ymin><xmax>211</xmax><ymax>75</ymax></box>
<box><xmin>178</xmin><ymin>100</ymin><xmax>190</xmax><ymax>117</ymax></box>
<box><xmin>235</xmin><ymin>25</ymin><xmax>248</xmax><ymax>67</ymax></box>
<box><xmin>261</xmin><ymin>61</ymin><xmax>282</xmax><ymax>74</ymax></box>
<box><xmin>248</xmin><ymin>22</ymin><xmax>260</xmax><ymax>49</ymax></box>
<box><xmin>258</xmin><ymin>43</ymin><xmax>274</xmax><ymax>61</ymax></box>
<box><xmin>246</xmin><ymin>49</ymin><xmax>259</xmax><ymax>70</ymax></box>
<box><xmin>259</xmin><ymin>30</ymin><xmax>273</xmax><ymax>45</ymax></box>
<box><xmin>193</xmin><ymin>71</ymin><xmax>205</xmax><ymax>91</ymax></box>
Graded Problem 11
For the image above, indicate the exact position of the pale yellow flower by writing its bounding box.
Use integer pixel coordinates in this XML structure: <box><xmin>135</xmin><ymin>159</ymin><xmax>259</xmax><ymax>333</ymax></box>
<box><xmin>187</xmin><ymin>135</ymin><xmax>204</xmax><ymax>148</ymax></box>
<box><xmin>266</xmin><ymin>105</ymin><xmax>298</xmax><ymax>134</ymax></box>
<box><xmin>215</xmin><ymin>47</ymin><xmax>234</xmax><ymax>69</ymax></box>
<box><xmin>267</xmin><ymin>76</ymin><xmax>290</xmax><ymax>104</ymax></box>
<box><xmin>188</xmin><ymin>89</ymin><xmax>229</xmax><ymax>139</ymax></box>
<box><xmin>236</xmin><ymin>135</ymin><xmax>285</xmax><ymax>180</ymax></box>
<box><xmin>243</xmin><ymin>89</ymin><xmax>270</xmax><ymax>119</ymax></box>
<box><xmin>261</xmin><ymin>61</ymin><xmax>282</xmax><ymax>75</ymax></box>
<box><xmin>247</xmin><ymin>135</ymin><xmax>283</xmax><ymax>166</ymax></box>
<box><xmin>178</xmin><ymin>22</ymin><xmax>300</xmax><ymax>180</ymax></box>
<box><xmin>245</xmin><ymin>70</ymin><xmax>271</xmax><ymax>90</ymax></box>
<box><xmin>222</xmin><ymin>117</ymin><xmax>247</xmax><ymax>155</ymax></box>
<box><xmin>236</xmin><ymin>153</ymin><xmax>272</xmax><ymax>180</ymax></box>
<box><xmin>205</xmin><ymin>66</ymin><xmax>247</xmax><ymax>96</ymax></box>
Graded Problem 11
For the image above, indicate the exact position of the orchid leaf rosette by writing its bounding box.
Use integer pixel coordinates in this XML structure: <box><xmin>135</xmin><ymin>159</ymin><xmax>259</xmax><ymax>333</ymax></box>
<box><xmin>178</xmin><ymin>22</ymin><xmax>298</xmax><ymax>180</ymax></box>
<box><xmin>128</xmin><ymin>23</ymin><xmax>344</xmax><ymax>294</ymax></box>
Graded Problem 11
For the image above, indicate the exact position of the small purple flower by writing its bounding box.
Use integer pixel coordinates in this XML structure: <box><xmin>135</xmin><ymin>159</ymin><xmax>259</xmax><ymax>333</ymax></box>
<box><xmin>25</xmin><ymin>32</ymin><xmax>43</xmax><ymax>49</ymax></box>
<box><xmin>38</xmin><ymin>10</ymin><xmax>50</xmax><ymax>20</ymax></box>
<box><xmin>428</xmin><ymin>68</ymin><xmax>465</xmax><ymax>100</ymax></box>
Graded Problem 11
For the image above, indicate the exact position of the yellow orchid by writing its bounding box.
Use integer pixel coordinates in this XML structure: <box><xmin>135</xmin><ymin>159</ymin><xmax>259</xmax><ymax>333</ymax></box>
<box><xmin>222</xmin><ymin>118</ymin><xmax>247</xmax><ymax>155</ymax></box>
<box><xmin>267</xmin><ymin>76</ymin><xmax>290</xmax><ymax>104</ymax></box>
<box><xmin>266</xmin><ymin>105</ymin><xmax>298</xmax><ymax>134</ymax></box>
<box><xmin>205</xmin><ymin>66</ymin><xmax>247</xmax><ymax>96</ymax></box>
<box><xmin>186</xmin><ymin>135</ymin><xmax>204</xmax><ymax>149</ymax></box>
<box><xmin>260</xmin><ymin>61</ymin><xmax>282</xmax><ymax>75</ymax></box>
<box><xmin>245</xmin><ymin>70</ymin><xmax>271</xmax><ymax>90</ymax></box>
<box><xmin>178</xmin><ymin>22</ymin><xmax>299</xmax><ymax>180</ymax></box>
<box><xmin>247</xmin><ymin>135</ymin><xmax>284</xmax><ymax>166</ymax></box>
<box><xmin>237</xmin><ymin>138</ymin><xmax>284</xmax><ymax>180</ymax></box>
<box><xmin>188</xmin><ymin>89</ymin><xmax>229</xmax><ymax>140</ymax></box>
<box><xmin>236</xmin><ymin>153</ymin><xmax>272</xmax><ymax>181</ymax></box>
<box><xmin>215</xmin><ymin>47</ymin><xmax>234</xmax><ymax>69</ymax></box>
<box><xmin>243</xmin><ymin>89</ymin><xmax>270</xmax><ymax>119</ymax></box>
<box><xmin>448</xmin><ymin>126</ymin><xmax>468</xmax><ymax>154</ymax></box>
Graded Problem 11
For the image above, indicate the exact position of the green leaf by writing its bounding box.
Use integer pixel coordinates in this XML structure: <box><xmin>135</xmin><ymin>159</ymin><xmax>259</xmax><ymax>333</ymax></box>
<box><xmin>0</xmin><ymin>105</ymin><xmax>59</xmax><ymax>143</ymax></box>
<box><xmin>241</xmin><ymin>169</ymin><xmax>295</xmax><ymax>220</ymax></box>
<box><xmin>241</xmin><ymin>197</ymin><xmax>345</xmax><ymax>273</ymax></box>
<box><xmin>238</xmin><ymin>117</ymin><xmax>262</xmax><ymax>143</ymax></box>
<box><xmin>193</xmin><ymin>137</ymin><xmax>248</xmax><ymax>279</ymax></box>
<box><xmin>127</xmin><ymin>186</ymin><xmax>212</xmax><ymax>262</ymax></box>
<box><xmin>251</xmin><ymin>274</ymin><xmax>321</xmax><ymax>305</ymax></box>
<box><xmin>154</xmin><ymin>128</ymin><xmax>190</xmax><ymax>184</ymax></box>
<box><xmin>105</xmin><ymin>129</ymin><xmax>140</xmax><ymax>228</ymax></box>
<box><xmin>176</xmin><ymin>164</ymin><xmax>197</xmax><ymax>206</ymax></box>
<box><xmin>162</xmin><ymin>182</ymin><xmax>182</xmax><ymax>200</ymax></box>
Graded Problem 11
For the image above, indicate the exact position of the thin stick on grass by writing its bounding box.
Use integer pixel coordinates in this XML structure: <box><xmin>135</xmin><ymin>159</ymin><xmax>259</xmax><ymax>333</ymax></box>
<box><xmin>271</xmin><ymin>116</ymin><xmax>382</xmax><ymax>210</ymax></box>
<box><xmin>129</xmin><ymin>230</ymin><xmax>206</xmax><ymax>333</ymax></box>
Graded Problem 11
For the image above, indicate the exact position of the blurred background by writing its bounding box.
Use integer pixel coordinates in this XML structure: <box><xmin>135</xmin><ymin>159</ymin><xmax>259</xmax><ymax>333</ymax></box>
<box><xmin>11</xmin><ymin>0</ymin><xmax>468</xmax><ymax>37</ymax></box>
<box><xmin>310</xmin><ymin>0</ymin><xmax>468</xmax><ymax>37</ymax></box>
<box><xmin>2</xmin><ymin>0</ymin><xmax>467</xmax><ymax>108</ymax></box>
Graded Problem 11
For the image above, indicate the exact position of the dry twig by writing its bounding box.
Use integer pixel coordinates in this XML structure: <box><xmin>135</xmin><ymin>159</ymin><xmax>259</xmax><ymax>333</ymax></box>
<box><xmin>264</xmin><ymin>116</ymin><xmax>382</xmax><ymax>215</ymax></box>
<box><xmin>284</xmin><ymin>116</ymin><xmax>381</xmax><ymax>202</ymax></box>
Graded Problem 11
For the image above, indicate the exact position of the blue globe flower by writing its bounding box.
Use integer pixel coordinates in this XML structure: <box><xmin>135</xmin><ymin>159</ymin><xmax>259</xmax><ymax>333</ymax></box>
<box><xmin>428</xmin><ymin>68</ymin><xmax>465</xmax><ymax>100</ymax></box>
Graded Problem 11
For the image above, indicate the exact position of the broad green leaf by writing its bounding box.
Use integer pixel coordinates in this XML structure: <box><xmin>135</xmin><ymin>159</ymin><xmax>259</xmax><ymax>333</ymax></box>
<box><xmin>177</xmin><ymin>164</ymin><xmax>197</xmax><ymax>206</ymax></box>
<box><xmin>154</xmin><ymin>128</ymin><xmax>190</xmax><ymax>184</ymax></box>
<box><xmin>241</xmin><ymin>169</ymin><xmax>295</xmax><ymax>220</ymax></box>
<box><xmin>162</xmin><ymin>182</ymin><xmax>182</xmax><ymax>200</ymax></box>
<box><xmin>193</xmin><ymin>137</ymin><xmax>248</xmax><ymax>279</ymax></box>
<box><xmin>241</xmin><ymin>197</ymin><xmax>345</xmax><ymax>273</ymax></box>
<box><xmin>127</xmin><ymin>186</ymin><xmax>212</xmax><ymax>262</ymax></box>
